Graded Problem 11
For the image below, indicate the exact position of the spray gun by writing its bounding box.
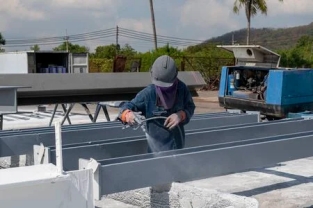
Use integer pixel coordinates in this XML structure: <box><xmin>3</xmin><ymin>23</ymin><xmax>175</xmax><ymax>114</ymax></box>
<box><xmin>122</xmin><ymin>111</ymin><xmax>148</xmax><ymax>133</ymax></box>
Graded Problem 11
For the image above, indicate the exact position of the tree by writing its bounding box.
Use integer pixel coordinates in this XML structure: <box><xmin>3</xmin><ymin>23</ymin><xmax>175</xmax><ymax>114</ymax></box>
<box><xmin>92</xmin><ymin>44</ymin><xmax>116</xmax><ymax>59</ymax></box>
<box><xmin>233</xmin><ymin>0</ymin><xmax>283</xmax><ymax>44</ymax></box>
<box><xmin>53</xmin><ymin>42</ymin><xmax>89</xmax><ymax>53</ymax></box>
<box><xmin>30</xmin><ymin>44</ymin><xmax>40</xmax><ymax>52</ymax></box>
<box><xmin>277</xmin><ymin>35</ymin><xmax>313</xmax><ymax>68</ymax></box>
<box><xmin>0</xmin><ymin>32</ymin><xmax>5</xmax><ymax>52</ymax></box>
<box><xmin>0</xmin><ymin>33</ymin><xmax>5</xmax><ymax>45</ymax></box>
<box><xmin>120</xmin><ymin>44</ymin><xmax>136</xmax><ymax>57</ymax></box>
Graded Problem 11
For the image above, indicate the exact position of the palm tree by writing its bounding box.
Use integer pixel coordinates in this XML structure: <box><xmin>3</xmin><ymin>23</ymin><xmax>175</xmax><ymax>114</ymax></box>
<box><xmin>233</xmin><ymin>0</ymin><xmax>283</xmax><ymax>45</ymax></box>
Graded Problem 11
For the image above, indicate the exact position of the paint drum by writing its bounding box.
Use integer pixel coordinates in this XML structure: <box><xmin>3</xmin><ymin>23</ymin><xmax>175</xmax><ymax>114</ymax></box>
<box><xmin>57</xmin><ymin>66</ymin><xmax>63</xmax><ymax>73</ymax></box>
<box><xmin>41</xmin><ymin>68</ymin><xmax>49</xmax><ymax>73</ymax></box>
<box><xmin>49</xmin><ymin>67</ymin><xmax>57</xmax><ymax>73</ymax></box>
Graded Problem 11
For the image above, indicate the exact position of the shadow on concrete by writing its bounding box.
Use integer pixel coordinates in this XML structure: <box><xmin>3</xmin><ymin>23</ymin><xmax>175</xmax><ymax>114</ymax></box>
<box><xmin>233</xmin><ymin>169</ymin><xmax>313</xmax><ymax>197</ymax></box>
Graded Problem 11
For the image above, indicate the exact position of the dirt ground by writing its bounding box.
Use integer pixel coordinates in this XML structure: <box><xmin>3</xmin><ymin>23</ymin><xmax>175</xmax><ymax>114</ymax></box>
<box><xmin>192</xmin><ymin>90</ymin><xmax>224</xmax><ymax>114</ymax></box>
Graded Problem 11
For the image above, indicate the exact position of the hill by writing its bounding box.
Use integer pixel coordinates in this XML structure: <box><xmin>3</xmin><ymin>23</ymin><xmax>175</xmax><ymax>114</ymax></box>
<box><xmin>204</xmin><ymin>22</ymin><xmax>313</xmax><ymax>51</ymax></box>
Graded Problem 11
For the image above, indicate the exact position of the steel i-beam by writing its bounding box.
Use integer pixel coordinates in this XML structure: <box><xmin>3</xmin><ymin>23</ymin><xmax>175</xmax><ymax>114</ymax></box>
<box><xmin>95</xmin><ymin>132</ymin><xmax>313</xmax><ymax>195</ymax></box>
<box><xmin>0</xmin><ymin>114</ymin><xmax>258</xmax><ymax>158</ymax></box>
<box><xmin>46</xmin><ymin>118</ymin><xmax>313</xmax><ymax>170</ymax></box>
<box><xmin>0</xmin><ymin>112</ymin><xmax>250</xmax><ymax>136</ymax></box>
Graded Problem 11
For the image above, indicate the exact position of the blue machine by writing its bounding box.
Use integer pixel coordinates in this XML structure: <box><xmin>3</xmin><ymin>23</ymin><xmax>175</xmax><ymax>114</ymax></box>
<box><xmin>218</xmin><ymin>45</ymin><xmax>313</xmax><ymax>119</ymax></box>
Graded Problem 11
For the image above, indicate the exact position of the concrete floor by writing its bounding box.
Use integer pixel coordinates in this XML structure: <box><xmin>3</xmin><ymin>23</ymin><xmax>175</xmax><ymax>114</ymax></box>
<box><xmin>185</xmin><ymin>158</ymin><xmax>313</xmax><ymax>208</ymax></box>
<box><xmin>2</xmin><ymin>91</ymin><xmax>313</xmax><ymax>207</ymax></box>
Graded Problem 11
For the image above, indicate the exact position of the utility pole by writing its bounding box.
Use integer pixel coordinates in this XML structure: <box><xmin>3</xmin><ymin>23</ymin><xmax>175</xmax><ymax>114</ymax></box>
<box><xmin>116</xmin><ymin>25</ymin><xmax>119</xmax><ymax>55</ymax></box>
<box><xmin>149</xmin><ymin>0</ymin><xmax>157</xmax><ymax>50</ymax></box>
<box><xmin>65</xmin><ymin>29</ymin><xmax>69</xmax><ymax>52</ymax></box>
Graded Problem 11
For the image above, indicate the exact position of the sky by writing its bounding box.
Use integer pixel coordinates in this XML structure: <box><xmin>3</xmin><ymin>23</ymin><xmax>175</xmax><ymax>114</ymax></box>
<box><xmin>1</xmin><ymin>0</ymin><xmax>313</xmax><ymax>53</ymax></box>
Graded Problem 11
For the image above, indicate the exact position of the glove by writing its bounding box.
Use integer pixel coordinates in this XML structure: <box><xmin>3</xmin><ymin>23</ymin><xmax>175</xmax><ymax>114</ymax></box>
<box><xmin>164</xmin><ymin>113</ymin><xmax>181</xmax><ymax>130</ymax></box>
<box><xmin>122</xmin><ymin>110</ymin><xmax>136</xmax><ymax>125</ymax></box>
<box><xmin>122</xmin><ymin>110</ymin><xmax>144</xmax><ymax>125</ymax></box>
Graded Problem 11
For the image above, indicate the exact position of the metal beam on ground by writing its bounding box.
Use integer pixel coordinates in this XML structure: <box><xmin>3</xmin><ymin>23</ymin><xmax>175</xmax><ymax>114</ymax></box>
<box><xmin>98</xmin><ymin>132</ymin><xmax>313</xmax><ymax>195</ymax></box>
<box><xmin>50</xmin><ymin>118</ymin><xmax>313</xmax><ymax>171</ymax></box>
<box><xmin>0</xmin><ymin>112</ymin><xmax>235</xmax><ymax>135</ymax></box>
<box><xmin>97</xmin><ymin>130</ymin><xmax>313</xmax><ymax>166</ymax></box>
<box><xmin>0</xmin><ymin>72</ymin><xmax>206</xmax><ymax>105</ymax></box>
<box><xmin>0</xmin><ymin>114</ymin><xmax>258</xmax><ymax>157</ymax></box>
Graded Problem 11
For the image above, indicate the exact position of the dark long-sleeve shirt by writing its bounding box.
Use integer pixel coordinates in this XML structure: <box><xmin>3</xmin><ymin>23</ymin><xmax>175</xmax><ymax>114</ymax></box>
<box><xmin>118</xmin><ymin>79</ymin><xmax>195</xmax><ymax>153</ymax></box>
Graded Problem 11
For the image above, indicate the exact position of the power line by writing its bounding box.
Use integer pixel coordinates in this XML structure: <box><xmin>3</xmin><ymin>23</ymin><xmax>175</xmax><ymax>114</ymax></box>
<box><xmin>3</xmin><ymin>26</ymin><xmax>305</xmax><ymax>49</ymax></box>
<box><xmin>118</xmin><ymin>30</ymin><xmax>202</xmax><ymax>44</ymax></box>
<box><xmin>119</xmin><ymin>33</ymin><xmax>196</xmax><ymax>47</ymax></box>
<box><xmin>4</xmin><ymin>34</ymin><xmax>116</xmax><ymax>47</ymax></box>
<box><xmin>4</xmin><ymin>27</ymin><xmax>204</xmax><ymax>46</ymax></box>
<box><xmin>6</xmin><ymin>31</ymin><xmax>116</xmax><ymax>45</ymax></box>
<box><xmin>6</xmin><ymin>28</ymin><xmax>115</xmax><ymax>42</ymax></box>
<box><xmin>119</xmin><ymin>27</ymin><xmax>205</xmax><ymax>42</ymax></box>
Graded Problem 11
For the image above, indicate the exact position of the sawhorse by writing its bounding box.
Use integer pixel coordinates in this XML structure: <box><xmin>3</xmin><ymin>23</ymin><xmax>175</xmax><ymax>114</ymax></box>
<box><xmin>93</xmin><ymin>101</ymin><xmax>127</xmax><ymax>122</ymax></box>
<box><xmin>49</xmin><ymin>101</ymin><xmax>127</xmax><ymax>126</ymax></box>
<box><xmin>49</xmin><ymin>103</ymin><xmax>94</xmax><ymax>126</ymax></box>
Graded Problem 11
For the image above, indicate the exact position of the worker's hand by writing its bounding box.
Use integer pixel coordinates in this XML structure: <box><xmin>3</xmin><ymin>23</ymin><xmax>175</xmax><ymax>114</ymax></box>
<box><xmin>164</xmin><ymin>113</ymin><xmax>181</xmax><ymax>130</ymax></box>
<box><xmin>125</xmin><ymin>111</ymin><xmax>136</xmax><ymax>125</ymax></box>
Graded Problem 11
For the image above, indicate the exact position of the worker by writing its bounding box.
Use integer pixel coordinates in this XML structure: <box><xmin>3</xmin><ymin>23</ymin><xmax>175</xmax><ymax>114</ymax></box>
<box><xmin>118</xmin><ymin>55</ymin><xmax>196</xmax><ymax>153</ymax></box>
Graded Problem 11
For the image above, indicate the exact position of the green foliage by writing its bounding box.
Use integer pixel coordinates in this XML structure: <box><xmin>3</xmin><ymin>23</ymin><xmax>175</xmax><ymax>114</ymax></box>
<box><xmin>233</xmin><ymin>0</ymin><xmax>268</xmax><ymax>19</ymax></box>
<box><xmin>30</xmin><ymin>44</ymin><xmax>40</xmax><ymax>52</ymax></box>
<box><xmin>0</xmin><ymin>33</ymin><xmax>5</xmax><ymax>45</ymax></box>
<box><xmin>0</xmin><ymin>33</ymin><xmax>5</xmax><ymax>52</ymax></box>
<box><xmin>53</xmin><ymin>42</ymin><xmax>89</xmax><ymax>53</ymax></box>
<box><xmin>120</xmin><ymin>44</ymin><xmax>136</xmax><ymax>57</ymax></box>
<box><xmin>90</xmin><ymin>43</ymin><xmax>137</xmax><ymax>59</ymax></box>
<box><xmin>137</xmin><ymin>45</ymin><xmax>185</xmax><ymax>72</ymax></box>
<box><xmin>91</xmin><ymin>44</ymin><xmax>116</xmax><ymax>59</ymax></box>
<box><xmin>183</xmin><ymin>44</ymin><xmax>234</xmax><ymax>83</ymax></box>
<box><xmin>88</xmin><ymin>44</ymin><xmax>137</xmax><ymax>72</ymax></box>
<box><xmin>277</xmin><ymin>35</ymin><xmax>313</xmax><ymax>68</ymax></box>
<box><xmin>89</xmin><ymin>58</ymin><xmax>113</xmax><ymax>73</ymax></box>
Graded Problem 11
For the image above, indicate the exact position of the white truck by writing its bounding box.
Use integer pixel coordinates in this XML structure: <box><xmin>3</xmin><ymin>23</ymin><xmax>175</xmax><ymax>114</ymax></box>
<box><xmin>0</xmin><ymin>51</ymin><xmax>89</xmax><ymax>74</ymax></box>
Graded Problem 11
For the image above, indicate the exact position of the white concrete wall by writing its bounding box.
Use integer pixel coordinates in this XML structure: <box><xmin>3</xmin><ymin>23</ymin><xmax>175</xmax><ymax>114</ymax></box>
<box><xmin>0</xmin><ymin>52</ymin><xmax>28</xmax><ymax>74</ymax></box>
<box><xmin>0</xmin><ymin>164</ymin><xmax>94</xmax><ymax>208</ymax></box>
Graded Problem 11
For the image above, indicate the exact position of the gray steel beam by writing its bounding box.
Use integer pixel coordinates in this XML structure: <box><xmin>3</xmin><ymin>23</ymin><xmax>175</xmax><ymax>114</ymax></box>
<box><xmin>50</xmin><ymin>118</ymin><xmax>313</xmax><ymax>171</ymax></box>
<box><xmin>99</xmin><ymin>132</ymin><xmax>313</xmax><ymax>194</ymax></box>
<box><xmin>0</xmin><ymin>114</ymin><xmax>258</xmax><ymax>157</ymax></box>
<box><xmin>97</xmin><ymin>130</ymin><xmax>313</xmax><ymax>165</ymax></box>
<box><xmin>57</xmin><ymin>118</ymin><xmax>299</xmax><ymax>149</ymax></box>
<box><xmin>0</xmin><ymin>72</ymin><xmax>205</xmax><ymax>105</ymax></box>
<box><xmin>0</xmin><ymin>112</ymin><xmax>235</xmax><ymax>136</ymax></box>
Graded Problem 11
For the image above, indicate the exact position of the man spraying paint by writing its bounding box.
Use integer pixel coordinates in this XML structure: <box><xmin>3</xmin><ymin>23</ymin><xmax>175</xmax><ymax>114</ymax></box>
<box><xmin>118</xmin><ymin>55</ymin><xmax>195</xmax><ymax>153</ymax></box>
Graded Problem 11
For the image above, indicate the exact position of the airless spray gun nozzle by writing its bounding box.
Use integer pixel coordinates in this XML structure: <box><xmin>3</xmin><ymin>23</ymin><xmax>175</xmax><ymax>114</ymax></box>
<box><xmin>122</xmin><ymin>111</ymin><xmax>146</xmax><ymax>131</ymax></box>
